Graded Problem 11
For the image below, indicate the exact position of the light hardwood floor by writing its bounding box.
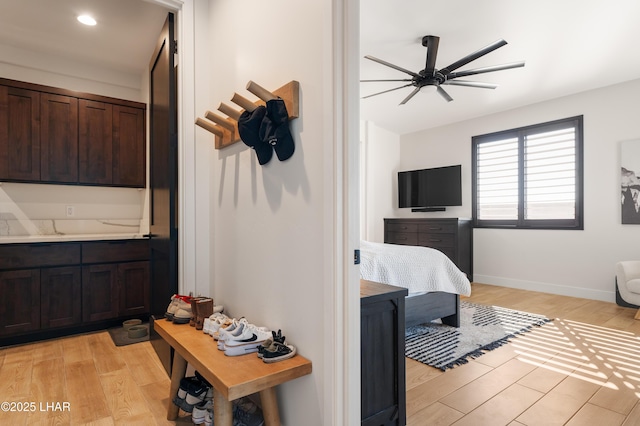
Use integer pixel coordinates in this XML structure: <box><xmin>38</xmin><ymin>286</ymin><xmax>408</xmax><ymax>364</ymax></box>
<box><xmin>407</xmin><ymin>283</ymin><xmax>640</xmax><ymax>426</ymax></box>
<box><xmin>0</xmin><ymin>330</ymin><xmax>193</xmax><ymax>425</ymax></box>
<box><xmin>2</xmin><ymin>283</ymin><xmax>640</xmax><ymax>425</ymax></box>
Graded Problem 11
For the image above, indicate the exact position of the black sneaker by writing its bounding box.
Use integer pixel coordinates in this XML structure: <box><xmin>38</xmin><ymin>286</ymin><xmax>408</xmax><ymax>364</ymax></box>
<box><xmin>257</xmin><ymin>329</ymin><xmax>285</xmax><ymax>359</ymax></box>
<box><xmin>172</xmin><ymin>375</ymin><xmax>209</xmax><ymax>413</ymax></box>
<box><xmin>233</xmin><ymin>397</ymin><xmax>264</xmax><ymax>426</ymax></box>
<box><xmin>262</xmin><ymin>342</ymin><xmax>297</xmax><ymax>363</ymax></box>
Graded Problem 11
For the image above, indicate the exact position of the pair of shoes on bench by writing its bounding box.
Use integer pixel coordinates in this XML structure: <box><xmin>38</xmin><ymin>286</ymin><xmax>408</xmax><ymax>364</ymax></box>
<box><xmin>218</xmin><ymin>321</ymin><xmax>271</xmax><ymax>357</ymax></box>
<box><xmin>258</xmin><ymin>330</ymin><xmax>297</xmax><ymax>363</ymax></box>
<box><xmin>257</xmin><ymin>330</ymin><xmax>285</xmax><ymax>359</ymax></box>
<box><xmin>203</xmin><ymin>312</ymin><xmax>230</xmax><ymax>336</ymax></box>
<box><xmin>165</xmin><ymin>294</ymin><xmax>191</xmax><ymax>321</ymax></box>
<box><xmin>190</xmin><ymin>297</ymin><xmax>214</xmax><ymax>330</ymax></box>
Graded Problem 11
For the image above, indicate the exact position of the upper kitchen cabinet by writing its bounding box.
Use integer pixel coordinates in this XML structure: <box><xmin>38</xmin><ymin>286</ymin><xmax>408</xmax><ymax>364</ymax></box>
<box><xmin>0</xmin><ymin>85</ymin><xmax>41</xmax><ymax>181</ymax></box>
<box><xmin>0</xmin><ymin>78</ymin><xmax>146</xmax><ymax>188</ymax></box>
<box><xmin>112</xmin><ymin>105</ymin><xmax>145</xmax><ymax>187</ymax></box>
<box><xmin>41</xmin><ymin>93</ymin><xmax>79</xmax><ymax>183</ymax></box>
<box><xmin>79</xmin><ymin>100</ymin><xmax>113</xmax><ymax>185</ymax></box>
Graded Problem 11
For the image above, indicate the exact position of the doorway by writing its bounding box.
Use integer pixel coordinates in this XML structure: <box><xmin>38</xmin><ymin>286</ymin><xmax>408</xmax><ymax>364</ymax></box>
<box><xmin>148</xmin><ymin>12</ymin><xmax>178</xmax><ymax>376</ymax></box>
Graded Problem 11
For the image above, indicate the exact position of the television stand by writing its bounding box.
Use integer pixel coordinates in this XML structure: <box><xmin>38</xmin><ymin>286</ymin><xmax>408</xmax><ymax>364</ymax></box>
<box><xmin>411</xmin><ymin>207</ymin><xmax>446</xmax><ymax>212</ymax></box>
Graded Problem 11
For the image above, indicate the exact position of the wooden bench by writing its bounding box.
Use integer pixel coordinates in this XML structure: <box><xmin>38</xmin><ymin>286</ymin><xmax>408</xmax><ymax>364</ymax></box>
<box><xmin>153</xmin><ymin>319</ymin><xmax>312</xmax><ymax>426</ymax></box>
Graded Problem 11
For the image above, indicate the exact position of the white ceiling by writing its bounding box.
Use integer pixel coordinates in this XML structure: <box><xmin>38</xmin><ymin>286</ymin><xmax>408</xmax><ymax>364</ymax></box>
<box><xmin>0</xmin><ymin>0</ymin><xmax>169</xmax><ymax>76</ymax></box>
<box><xmin>361</xmin><ymin>0</ymin><xmax>640</xmax><ymax>135</ymax></box>
<box><xmin>1</xmin><ymin>1</ymin><xmax>639</xmax><ymax>137</ymax></box>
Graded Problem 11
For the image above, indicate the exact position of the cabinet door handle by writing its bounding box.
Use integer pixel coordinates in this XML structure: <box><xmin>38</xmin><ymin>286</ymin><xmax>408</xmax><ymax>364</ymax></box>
<box><xmin>429</xmin><ymin>239</ymin><xmax>441</xmax><ymax>242</ymax></box>
<box><xmin>429</xmin><ymin>227</ymin><xmax>442</xmax><ymax>230</ymax></box>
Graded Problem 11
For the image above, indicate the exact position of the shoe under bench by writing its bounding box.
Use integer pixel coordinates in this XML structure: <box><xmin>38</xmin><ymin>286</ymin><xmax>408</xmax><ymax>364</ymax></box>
<box><xmin>153</xmin><ymin>318</ymin><xmax>312</xmax><ymax>426</ymax></box>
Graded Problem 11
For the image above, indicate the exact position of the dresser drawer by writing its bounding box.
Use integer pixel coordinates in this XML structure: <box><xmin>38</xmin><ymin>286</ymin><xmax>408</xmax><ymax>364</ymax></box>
<box><xmin>418</xmin><ymin>223</ymin><xmax>456</xmax><ymax>234</ymax></box>
<box><xmin>386</xmin><ymin>223</ymin><xmax>418</xmax><ymax>233</ymax></box>
<box><xmin>418</xmin><ymin>233</ymin><xmax>455</xmax><ymax>248</ymax></box>
<box><xmin>0</xmin><ymin>243</ymin><xmax>81</xmax><ymax>270</ymax></box>
<box><xmin>82</xmin><ymin>240</ymin><xmax>149</xmax><ymax>264</ymax></box>
<box><xmin>385</xmin><ymin>232</ymin><xmax>418</xmax><ymax>246</ymax></box>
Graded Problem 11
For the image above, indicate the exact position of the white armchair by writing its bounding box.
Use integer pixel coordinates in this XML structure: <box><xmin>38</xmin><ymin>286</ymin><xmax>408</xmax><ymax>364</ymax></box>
<box><xmin>616</xmin><ymin>261</ymin><xmax>640</xmax><ymax>317</ymax></box>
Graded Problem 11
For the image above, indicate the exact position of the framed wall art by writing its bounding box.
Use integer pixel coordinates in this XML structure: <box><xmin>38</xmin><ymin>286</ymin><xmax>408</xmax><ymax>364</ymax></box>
<box><xmin>621</xmin><ymin>139</ymin><xmax>640</xmax><ymax>224</ymax></box>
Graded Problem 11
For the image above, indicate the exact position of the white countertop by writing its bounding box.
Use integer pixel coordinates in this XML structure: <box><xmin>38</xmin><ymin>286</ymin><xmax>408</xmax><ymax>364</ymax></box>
<box><xmin>0</xmin><ymin>233</ymin><xmax>148</xmax><ymax>244</ymax></box>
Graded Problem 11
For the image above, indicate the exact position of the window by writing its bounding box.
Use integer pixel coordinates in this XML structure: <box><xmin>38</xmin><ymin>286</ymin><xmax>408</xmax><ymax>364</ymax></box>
<box><xmin>472</xmin><ymin>116</ymin><xmax>583</xmax><ymax>229</ymax></box>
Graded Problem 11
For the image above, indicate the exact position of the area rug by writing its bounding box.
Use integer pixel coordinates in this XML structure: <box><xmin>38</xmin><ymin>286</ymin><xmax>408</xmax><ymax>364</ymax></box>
<box><xmin>405</xmin><ymin>301</ymin><xmax>552</xmax><ymax>371</ymax></box>
<box><xmin>107</xmin><ymin>323</ymin><xmax>150</xmax><ymax>347</ymax></box>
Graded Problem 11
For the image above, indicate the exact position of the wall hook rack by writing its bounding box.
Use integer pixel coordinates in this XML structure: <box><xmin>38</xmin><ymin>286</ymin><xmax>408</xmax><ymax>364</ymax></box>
<box><xmin>195</xmin><ymin>80</ymin><xmax>299</xmax><ymax>149</ymax></box>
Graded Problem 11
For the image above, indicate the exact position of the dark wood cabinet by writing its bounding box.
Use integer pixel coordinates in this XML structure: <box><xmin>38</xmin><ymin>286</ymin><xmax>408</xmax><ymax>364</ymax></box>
<box><xmin>384</xmin><ymin>218</ymin><xmax>473</xmax><ymax>280</ymax></box>
<box><xmin>0</xmin><ymin>78</ymin><xmax>146</xmax><ymax>188</ymax></box>
<box><xmin>78</xmin><ymin>101</ymin><xmax>146</xmax><ymax>187</ymax></box>
<box><xmin>113</xmin><ymin>105</ymin><xmax>145</xmax><ymax>187</ymax></box>
<box><xmin>41</xmin><ymin>266</ymin><xmax>82</xmax><ymax>329</ymax></box>
<box><xmin>0</xmin><ymin>269</ymin><xmax>41</xmax><ymax>336</ymax></box>
<box><xmin>361</xmin><ymin>279</ymin><xmax>407</xmax><ymax>426</ymax></box>
<box><xmin>40</xmin><ymin>93</ymin><xmax>79</xmax><ymax>183</ymax></box>
<box><xmin>82</xmin><ymin>240</ymin><xmax>150</xmax><ymax>322</ymax></box>
<box><xmin>79</xmin><ymin>100</ymin><xmax>113</xmax><ymax>185</ymax></box>
<box><xmin>118</xmin><ymin>261</ymin><xmax>150</xmax><ymax>316</ymax></box>
<box><xmin>82</xmin><ymin>261</ymin><xmax>150</xmax><ymax>321</ymax></box>
<box><xmin>0</xmin><ymin>239</ymin><xmax>149</xmax><ymax>341</ymax></box>
<box><xmin>0</xmin><ymin>85</ymin><xmax>40</xmax><ymax>181</ymax></box>
<box><xmin>82</xmin><ymin>264</ymin><xmax>119</xmax><ymax>322</ymax></box>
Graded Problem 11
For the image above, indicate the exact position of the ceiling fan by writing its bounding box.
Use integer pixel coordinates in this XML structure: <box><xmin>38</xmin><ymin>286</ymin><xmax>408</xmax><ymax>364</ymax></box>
<box><xmin>361</xmin><ymin>35</ymin><xmax>525</xmax><ymax>104</ymax></box>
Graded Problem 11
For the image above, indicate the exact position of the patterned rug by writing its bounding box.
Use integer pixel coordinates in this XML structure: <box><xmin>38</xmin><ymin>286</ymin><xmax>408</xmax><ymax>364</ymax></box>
<box><xmin>405</xmin><ymin>301</ymin><xmax>552</xmax><ymax>371</ymax></box>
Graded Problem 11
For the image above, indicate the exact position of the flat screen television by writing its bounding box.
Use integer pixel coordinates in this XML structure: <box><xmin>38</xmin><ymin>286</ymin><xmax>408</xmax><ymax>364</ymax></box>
<box><xmin>398</xmin><ymin>165</ymin><xmax>462</xmax><ymax>212</ymax></box>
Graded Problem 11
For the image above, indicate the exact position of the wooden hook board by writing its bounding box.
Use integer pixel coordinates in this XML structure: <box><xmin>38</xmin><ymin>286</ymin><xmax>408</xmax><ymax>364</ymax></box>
<box><xmin>195</xmin><ymin>80</ymin><xmax>299</xmax><ymax>149</ymax></box>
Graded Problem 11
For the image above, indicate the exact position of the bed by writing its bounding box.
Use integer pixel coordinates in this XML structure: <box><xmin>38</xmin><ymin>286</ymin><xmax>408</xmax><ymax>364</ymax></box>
<box><xmin>359</xmin><ymin>240</ymin><xmax>471</xmax><ymax>327</ymax></box>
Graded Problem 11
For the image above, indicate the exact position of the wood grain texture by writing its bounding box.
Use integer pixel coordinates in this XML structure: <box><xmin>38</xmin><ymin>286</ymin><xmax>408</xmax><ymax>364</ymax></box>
<box><xmin>0</xmin><ymin>332</ymin><xmax>193</xmax><ymax>425</ymax></box>
<box><xmin>3</xmin><ymin>282</ymin><xmax>640</xmax><ymax>425</ymax></box>
<box><xmin>154</xmin><ymin>319</ymin><xmax>312</xmax><ymax>401</ymax></box>
<box><xmin>65</xmin><ymin>359</ymin><xmax>112</xmax><ymax>423</ymax></box>
<box><xmin>407</xmin><ymin>282</ymin><xmax>640</xmax><ymax>426</ymax></box>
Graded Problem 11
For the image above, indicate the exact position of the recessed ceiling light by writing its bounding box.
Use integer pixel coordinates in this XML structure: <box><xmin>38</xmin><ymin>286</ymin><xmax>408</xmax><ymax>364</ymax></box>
<box><xmin>77</xmin><ymin>15</ymin><xmax>96</xmax><ymax>26</ymax></box>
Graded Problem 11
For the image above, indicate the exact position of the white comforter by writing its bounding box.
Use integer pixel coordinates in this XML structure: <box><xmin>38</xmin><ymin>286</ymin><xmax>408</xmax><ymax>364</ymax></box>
<box><xmin>359</xmin><ymin>240</ymin><xmax>471</xmax><ymax>296</ymax></box>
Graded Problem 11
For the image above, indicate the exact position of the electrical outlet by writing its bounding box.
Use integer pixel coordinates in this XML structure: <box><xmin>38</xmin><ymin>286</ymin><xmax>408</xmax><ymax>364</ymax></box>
<box><xmin>65</xmin><ymin>205</ymin><xmax>75</xmax><ymax>217</ymax></box>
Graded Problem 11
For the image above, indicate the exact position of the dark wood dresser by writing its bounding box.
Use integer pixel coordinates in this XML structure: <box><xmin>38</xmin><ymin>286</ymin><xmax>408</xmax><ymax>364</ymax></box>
<box><xmin>361</xmin><ymin>279</ymin><xmax>407</xmax><ymax>426</ymax></box>
<box><xmin>384</xmin><ymin>218</ymin><xmax>473</xmax><ymax>281</ymax></box>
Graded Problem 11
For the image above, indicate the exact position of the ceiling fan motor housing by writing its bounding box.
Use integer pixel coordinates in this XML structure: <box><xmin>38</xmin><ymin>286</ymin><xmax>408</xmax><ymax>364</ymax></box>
<box><xmin>363</xmin><ymin>34</ymin><xmax>524</xmax><ymax>104</ymax></box>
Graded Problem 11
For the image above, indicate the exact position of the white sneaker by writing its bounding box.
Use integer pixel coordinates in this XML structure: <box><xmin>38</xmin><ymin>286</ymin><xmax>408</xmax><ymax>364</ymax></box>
<box><xmin>192</xmin><ymin>399</ymin><xmax>213</xmax><ymax>425</ymax></box>
<box><xmin>224</xmin><ymin>325</ymin><xmax>271</xmax><ymax>357</ymax></box>
<box><xmin>217</xmin><ymin>320</ymin><xmax>249</xmax><ymax>350</ymax></box>
<box><xmin>213</xmin><ymin>317</ymin><xmax>244</xmax><ymax>340</ymax></box>
<box><xmin>207</xmin><ymin>313</ymin><xmax>231</xmax><ymax>337</ymax></box>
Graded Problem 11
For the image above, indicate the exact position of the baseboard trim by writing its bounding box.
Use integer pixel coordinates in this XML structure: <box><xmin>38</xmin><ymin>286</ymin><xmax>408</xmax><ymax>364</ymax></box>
<box><xmin>473</xmin><ymin>274</ymin><xmax>615</xmax><ymax>303</ymax></box>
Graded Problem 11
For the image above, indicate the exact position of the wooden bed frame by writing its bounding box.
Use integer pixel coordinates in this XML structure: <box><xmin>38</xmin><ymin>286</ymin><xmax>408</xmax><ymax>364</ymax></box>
<box><xmin>405</xmin><ymin>291</ymin><xmax>460</xmax><ymax>328</ymax></box>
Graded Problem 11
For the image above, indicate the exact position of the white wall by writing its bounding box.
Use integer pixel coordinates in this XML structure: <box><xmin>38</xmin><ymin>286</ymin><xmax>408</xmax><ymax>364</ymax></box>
<box><xmin>392</xmin><ymin>78</ymin><xmax>640</xmax><ymax>302</ymax></box>
<box><xmin>360</xmin><ymin>120</ymin><xmax>400</xmax><ymax>242</ymax></box>
<box><xmin>191</xmin><ymin>0</ymin><xmax>358</xmax><ymax>424</ymax></box>
<box><xmin>0</xmin><ymin>44</ymin><xmax>144</xmax><ymax>102</ymax></box>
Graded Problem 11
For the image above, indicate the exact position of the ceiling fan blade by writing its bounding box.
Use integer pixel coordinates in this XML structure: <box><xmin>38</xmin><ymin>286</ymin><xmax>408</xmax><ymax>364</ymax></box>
<box><xmin>442</xmin><ymin>80</ymin><xmax>498</xmax><ymax>89</ymax></box>
<box><xmin>361</xmin><ymin>83</ymin><xmax>414</xmax><ymax>99</ymax></box>
<box><xmin>364</xmin><ymin>55</ymin><xmax>421</xmax><ymax>78</ymax></box>
<box><xmin>440</xmin><ymin>39</ymin><xmax>508</xmax><ymax>75</ymax></box>
<box><xmin>360</xmin><ymin>79</ymin><xmax>413</xmax><ymax>83</ymax></box>
<box><xmin>446</xmin><ymin>61</ymin><xmax>525</xmax><ymax>79</ymax></box>
<box><xmin>436</xmin><ymin>86</ymin><xmax>453</xmax><ymax>102</ymax></box>
<box><xmin>399</xmin><ymin>87</ymin><xmax>421</xmax><ymax>105</ymax></box>
<box><xmin>423</xmin><ymin>35</ymin><xmax>440</xmax><ymax>77</ymax></box>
